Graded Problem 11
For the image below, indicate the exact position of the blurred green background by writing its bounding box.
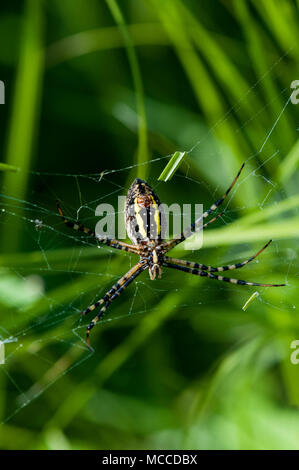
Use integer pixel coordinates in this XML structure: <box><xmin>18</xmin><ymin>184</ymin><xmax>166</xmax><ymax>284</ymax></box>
<box><xmin>0</xmin><ymin>0</ymin><xmax>298</xmax><ymax>450</ymax></box>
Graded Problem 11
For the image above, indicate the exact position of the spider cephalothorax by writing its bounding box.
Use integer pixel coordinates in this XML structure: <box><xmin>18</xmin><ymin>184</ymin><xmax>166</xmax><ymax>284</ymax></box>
<box><xmin>57</xmin><ymin>163</ymin><xmax>285</xmax><ymax>347</ymax></box>
<box><xmin>140</xmin><ymin>244</ymin><xmax>165</xmax><ymax>280</ymax></box>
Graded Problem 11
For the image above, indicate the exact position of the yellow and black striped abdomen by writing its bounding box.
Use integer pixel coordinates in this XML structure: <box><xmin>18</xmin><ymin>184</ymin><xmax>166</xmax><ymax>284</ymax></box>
<box><xmin>125</xmin><ymin>178</ymin><xmax>163</xmax><ymax>245</ymax></box>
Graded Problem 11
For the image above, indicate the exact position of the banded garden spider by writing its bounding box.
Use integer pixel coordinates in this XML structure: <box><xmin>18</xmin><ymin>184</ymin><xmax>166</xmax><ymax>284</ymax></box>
<box><xmin>57</xmin><ymin>163</ymin><xmax>285</xmax><ymax>347</ymax></box>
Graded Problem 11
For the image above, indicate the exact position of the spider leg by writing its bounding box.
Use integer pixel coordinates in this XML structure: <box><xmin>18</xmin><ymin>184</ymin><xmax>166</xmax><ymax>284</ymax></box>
<box><xmin>161</xmin><ymin>163</ymin><xmax>245</xmax><ymax>252</ymax></box>
<box><xmin>83</xmin><ymin>261</ymin><xmax>148</xmax><ymax>347</ymax></box>
<box><xmin>56</xmin><ymin>200</ymin><xmax>139</xmax><ymax>254</ymax></box>
<box><xmin>165</xmin><ymin>240</ymin><xmax>273</xmax><ymax>272</ymax></box>
<box><xmin>163</xmin><ymin>261</ymin><xmax>285</xmax><ymax>287</ymax></box>
<box><xmin>202</xmin><ymin>212</ymin><xmax>224</xmax><ymax>230</ymax></box>
<box><xmin>160</xmin><ymin>212</ymin><xmax>223</xmax><ymax>259</ymax></box>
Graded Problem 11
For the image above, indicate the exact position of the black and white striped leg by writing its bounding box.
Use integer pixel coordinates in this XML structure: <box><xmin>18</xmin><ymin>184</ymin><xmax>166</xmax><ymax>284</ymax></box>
<box><xmin>56</xmin><ymin>200</ymin><xmax>139</xmax><ymax>254</ymax></box>
<box><xmin>162</xmin><ymin>163</ymin><xmax>245</xmax><ymax>252</ymax></box>
<box><xmin>163</xmin><ymin>261</ymin><xmax>285</xmax><ymax>287</ymax></box>
<box><xmin>165</xmin><ymin>240</ymin><xmax>273</xmax><ymax>273</ymax></box>
<box><xmin>84</xmin><ymin>262</ymin><xmax>147</xmax><ymax>347</ymax></box>
<box><xmin>201</xmin><ymin>212</ymin><xmax>225</xmax><ymax>230</ymax></box>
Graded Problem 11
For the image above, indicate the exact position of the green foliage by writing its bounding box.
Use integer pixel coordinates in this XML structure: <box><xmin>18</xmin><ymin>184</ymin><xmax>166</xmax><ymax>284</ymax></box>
<box><xmin>0</xmin><ymin>163</ymin><xmax>19</xmax><ymax>172</ymax></box>
<box><xmin>0</xmin><ymin>0</ymin><xmax>298</xmax><ymax>450</ymax></box>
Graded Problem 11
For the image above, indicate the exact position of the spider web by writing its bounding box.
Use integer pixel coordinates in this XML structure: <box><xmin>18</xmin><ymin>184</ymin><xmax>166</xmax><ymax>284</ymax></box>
<box><xmin>0</xmin><ymin>47</ymin><xmax>297</xmax><ymax>429</ymax></box>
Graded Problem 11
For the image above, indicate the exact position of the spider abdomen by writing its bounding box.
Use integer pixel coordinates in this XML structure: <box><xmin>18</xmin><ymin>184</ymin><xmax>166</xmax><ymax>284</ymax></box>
<box><xmin>125</xmin><ymin>178</ymin><xmax>164</xmax><ymax>245</ymax></box>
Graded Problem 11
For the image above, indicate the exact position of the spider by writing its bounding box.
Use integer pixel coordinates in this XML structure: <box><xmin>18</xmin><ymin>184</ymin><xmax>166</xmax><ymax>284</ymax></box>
<box><xmin>57</xmin><ymin>163</ymin><xmax>285</xmax><ymax>347</ymax></box>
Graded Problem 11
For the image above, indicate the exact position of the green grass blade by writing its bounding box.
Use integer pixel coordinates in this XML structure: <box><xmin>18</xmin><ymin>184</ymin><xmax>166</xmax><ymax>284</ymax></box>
<box><xmin>150</xmin><ymin>0</ymin><xmax>256</xmax><ymax>204</ymax></box>
<box><xmin>233</xmin><ymin>0</ymin><xmax>294</xmax><ymax>155</ymax></box>
<box><xmin>0</xmin><ymin>163</ymin><xmax>20</xmax><ymax>173</ymax></box>
<box><xmin>1</xmin><ymin>0</ymin><xmax>44</xmax><ymax>252</ymax></box>
<box><xmin>105</xmin><ymin>0</ymin><xmax>148</xmax><ymax>180</ymax></box>
<box><xmin>197</xmin><ymin>219</ymin><xmax>299</xmax><ymax>248</ymax></box>
<box><xmin>46</xmin><ymin>23</ymin><xmax>169</xmax><ymax>67</ymax></box>
<box><xmin>253</xmin><ymin>0</ymin><xmax>298</xmax><ymax>58</ymax></box>
<box><xmin>158</xmin><ymin>151</ymin><xmax>187</xmax><ymax>181</ymax></box>
<box><xmin>242</xmin><ymin>291</ymin><xmax>260</xmax><ymax>311</ymax></box>
<box><xmin>278</xmin><ymin>139</ymin><xmax>299</xmax><ymax>184</ymax></box>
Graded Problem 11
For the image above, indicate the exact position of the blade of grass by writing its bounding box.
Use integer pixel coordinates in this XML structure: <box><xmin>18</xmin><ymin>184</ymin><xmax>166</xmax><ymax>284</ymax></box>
<box><xmin>233</xmin><ymin>0</ymin><xmax>294</xmax><ymax>155</ymax></box>
<box><xmin>1</xmin><ymin>0</ymin><xmax>44</xmax><ymax>252</ymax></box>
<box><xmin>188</xmin><ymin>218</ymin><xmax>299</xmax><ymax>249</ymax></box>
<box><xmin>177</xmin><ymin>0</ymin><xmax>285</xmax><ymax>159</ymax></box>
<box><xmin>0</xmin><ymin>246</ymin><xmax>106</xmax><ymax>270</ymax></box>
<box><xmin>278</xmin><ymin>139</ymin><xmax>299</xmax><ymax>184</ymax></box>
<box><xmin>252</xmin><ymin>0</ymin><xmax>298</xmax><ymax>59</ymax></box>
<box><xmin>105</xmin><ymin>0</ymin><xmax>148</xmax><ymax>180</ymax></box>
<box><xmin>150</xmin><ymin>0</ymin><xmax>256</xmax><ymax>205</ymax></box>
<box><xmin>242</xmin><ymin>291</ymin><xmax>259</xmax><ymax>311</ymax></box>
<box><xmin>169</xmin><ymin>193</ymin><xmax>299</xmax><ymax>255</ymax></box>
<box><xmin>176</xmin><ymin>1</ymin><xmax>257</xmax><ymax>117</ymax></box>
<box><xmin>0</xmin><ymin>341</ymin><xmax>4</xmax><ymax>364</ymax></box>
<box><xmin>234</xmin><ymin>193</ymin><xmax>299</xmax><ymax>227</ymax></box>
<box><xmin>158</xmin><ymin>151</ymin><xmax>187</xmax><ymax>181</ymax></box>
<box><xmin>46</xmin><ymin>23</ymin><xmax>169</xmax><ymax>67</ymax></box>
<box><xmin>0</xmin><ymin>163</ymin><xmax>20</xmax><ymax>173</ymax></box>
